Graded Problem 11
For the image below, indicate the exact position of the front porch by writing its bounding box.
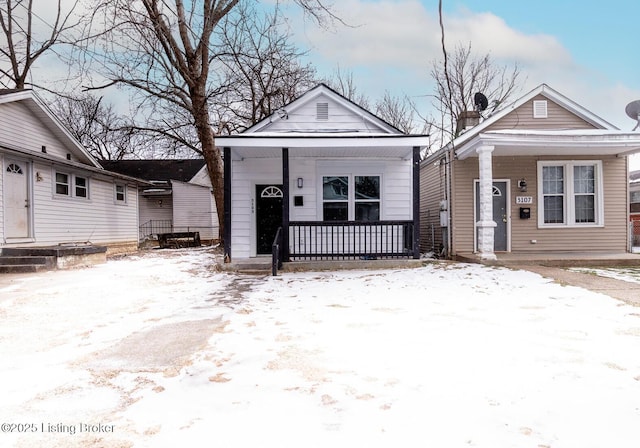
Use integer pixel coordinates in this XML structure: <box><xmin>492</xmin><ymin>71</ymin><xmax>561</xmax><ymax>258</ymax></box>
<box><xmin>220</xmin><ymin>255</ymin><xmax>426</xmax><ymax>275</ymax></box>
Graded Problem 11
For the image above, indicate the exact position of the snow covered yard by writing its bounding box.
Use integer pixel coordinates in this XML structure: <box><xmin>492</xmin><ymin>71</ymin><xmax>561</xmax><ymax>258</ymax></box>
<box><xmin>1</xmin><ymin>248</ymin><xmax>639</xmax><ymax>448</ymax></box>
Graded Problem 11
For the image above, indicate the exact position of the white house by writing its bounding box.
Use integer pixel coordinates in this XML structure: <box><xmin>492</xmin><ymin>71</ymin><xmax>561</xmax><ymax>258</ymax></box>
<box><xmin>216</xmin><ymin>84</ymin><xmax>429</xmax><ymax>266</ymax></box>
<box><xmin>0</xmin><ymin>89</ymin><xmax>147</xmax><ymax>257</ymax></box>
<box><xmin>100</xmin><ymin>159</ymin><xmax>219</xmax><ymax>242</ymax></box>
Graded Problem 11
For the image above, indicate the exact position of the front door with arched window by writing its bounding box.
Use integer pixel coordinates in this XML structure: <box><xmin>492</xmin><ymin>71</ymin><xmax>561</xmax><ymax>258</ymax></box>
<box><xmin>474</xmin><ymin>180</ymin><xmax>509</xmax><ymax>252</ymax></box>
<box><xmin>255</xmin><ymin>185</ymin><xmax>283</xmax><ymax>254</ymax></box>
<box><xmin>4</xmin><ymin>159</ymin><xmax>31</xmax><ymax>239</ymax></box>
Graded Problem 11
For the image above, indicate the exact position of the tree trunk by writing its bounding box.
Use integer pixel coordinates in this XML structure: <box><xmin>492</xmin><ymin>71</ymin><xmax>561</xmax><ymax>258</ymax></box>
<box><xmin>191</xmin><ymin>89</ymin><xmax>225</xmax><ymax>245</ymax></box>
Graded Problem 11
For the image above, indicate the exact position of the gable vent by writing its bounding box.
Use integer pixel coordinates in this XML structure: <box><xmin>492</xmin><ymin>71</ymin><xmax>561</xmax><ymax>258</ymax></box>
<box><xmin>316</xmin><ymin>102</ymin><xmax>329</xmax><ymax>120</ymax></box>
<box><xmin>533</xmin><ymin>100</ymin><xmax>548</xmax><ymax>118</ymax></box>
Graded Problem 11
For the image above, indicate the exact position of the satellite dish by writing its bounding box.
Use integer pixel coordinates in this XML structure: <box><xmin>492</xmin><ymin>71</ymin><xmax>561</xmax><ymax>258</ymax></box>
<box><xmin>474</xmin><ymin>92</ymin><xmax>489</xmax><ymax>112</ymax></box>
<box><xmin>625</xmin><ymin>100</ymin><xmax>640</xmax><ymax>131</ymax></box>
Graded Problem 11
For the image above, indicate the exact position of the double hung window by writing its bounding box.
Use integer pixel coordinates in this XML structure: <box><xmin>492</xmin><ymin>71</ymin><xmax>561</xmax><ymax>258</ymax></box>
<box><xmin>322</xmin><ymin>175</ymin><xmax>380</xmax><ymax>221</ymax></box>
<box><xmin>538</xmin><ymin>161</ymin><xmax>602</xmax><ymax>226</ymax></box>
<box><xmin>55</xmin><ymin>171</ymin><xmax>90</xmax><ymax>199</ymax></box>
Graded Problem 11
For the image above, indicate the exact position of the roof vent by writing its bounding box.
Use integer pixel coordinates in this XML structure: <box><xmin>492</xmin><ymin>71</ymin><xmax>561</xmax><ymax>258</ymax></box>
<box><xmin>533</xmin><ymin>100</ymin><xmax>548</xmax><ymax>118</ymax></box>
<box><xmin>316</xmin><ymin>102</ymin><xmax>328</xmax><ymax>120</ymax></box>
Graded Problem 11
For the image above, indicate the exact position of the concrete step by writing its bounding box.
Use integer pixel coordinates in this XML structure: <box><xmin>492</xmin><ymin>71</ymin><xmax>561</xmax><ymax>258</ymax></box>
<box><xmin>0</xmin><ymin>256</ymin><xmax>55</xmax><ymax>267</ymax></box>
<box><xmin>0</xmin><ymin>263</ymin><xmax>51</xmax><ymax>273</ymax></box>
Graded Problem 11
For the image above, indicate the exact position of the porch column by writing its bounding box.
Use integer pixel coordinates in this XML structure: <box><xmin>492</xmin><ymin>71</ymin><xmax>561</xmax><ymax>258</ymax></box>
<box><xmin>476</xmin><ymin>145</ymin><xmax>497</xmax><ymax>261</ymax></box>
<box><xmin>223</xmin><ymin>147</ymin><xmax>232</xmax><ymax>262</ymax></box>
<box><xmin>282</xmin><ymin>147</ymin><xmax>290</xmax><ymax>262</ymax></box>
<box><xmin>412</xmin><ymin>146</ymin><xmax>421</xmax><ymax>259</ymax></box>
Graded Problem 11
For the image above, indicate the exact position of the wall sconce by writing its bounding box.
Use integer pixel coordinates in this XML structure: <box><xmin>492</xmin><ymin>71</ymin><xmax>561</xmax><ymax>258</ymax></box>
<box><xmin>518</xmin><ymin>179</ymin><xmax>527</xmax><ymax>192</ymax></box>
<box><xmin>297</xmin><ymin>177</ymin><xmax>303</xmax><ymax>189</ymax></box>
<box><xmin>157</xmin><ymin>199</ymin><xmax>163</xmax><ymax>207</ymax></box>
<box><xmin>36</xmin><ymin>172</ymin><xmax>43</xmax><ymax>182</ymax></box>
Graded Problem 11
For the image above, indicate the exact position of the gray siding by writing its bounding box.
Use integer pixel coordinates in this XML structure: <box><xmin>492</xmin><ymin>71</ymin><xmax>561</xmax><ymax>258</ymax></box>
<box><xmin>419</xmin><ymin>155</ymin><xmax>447</xmax><ymax>254</ymax></box>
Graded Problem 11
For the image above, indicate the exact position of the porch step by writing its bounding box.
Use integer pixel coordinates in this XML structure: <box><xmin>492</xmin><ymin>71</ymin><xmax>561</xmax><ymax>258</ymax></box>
<box><xmin>0</xmin><ymin>254</ymin><xmax>56</xmax><ymax>273</ymax></box>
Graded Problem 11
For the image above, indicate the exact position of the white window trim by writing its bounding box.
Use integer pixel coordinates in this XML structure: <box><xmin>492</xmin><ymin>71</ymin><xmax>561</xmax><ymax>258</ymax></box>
<box><xmin>54</xmin><ymin>171</ymin><xmax>70</xmax><ymax>197</ymax></box>
<box><xmin>537</xmin><ymin>160</ymin><xmax>604</xmax><ymax>228</ymax></box>
<box><xmin>53</xmin><ymin>170</ymin><xmax>91</xmax><ymax>200</ymax></box>
<box><xmin>74</xmin><ymin>175</ymin><xmax>89</xmax><ymax>199</ymax></box>
<box><xmin>114</xmin><ymin>183</ymin><xmax>127</xmax><ymax>204</ymax></box>
<box><xmin>533</xmin><ymin>100</ymin><xmax>548</xmax><ymax>118</ymax></box>
<box><xmin>319</xmin><ymin>173</ymin><xmax>383</xmax><ymax>221</ymax></box>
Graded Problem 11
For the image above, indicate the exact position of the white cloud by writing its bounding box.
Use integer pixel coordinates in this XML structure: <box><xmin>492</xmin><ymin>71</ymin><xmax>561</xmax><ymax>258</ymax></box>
<box><xmin>296</xmin><ymin>1</ymin><xmax>575</xmax><ymax>74</ymax></box>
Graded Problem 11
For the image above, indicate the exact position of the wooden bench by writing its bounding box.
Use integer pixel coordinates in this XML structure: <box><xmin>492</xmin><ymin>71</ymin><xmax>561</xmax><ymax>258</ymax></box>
<box><xmin>158</xmin><ymin>232</ymin><xmax>201</xmax><ymax>249</ymax></box>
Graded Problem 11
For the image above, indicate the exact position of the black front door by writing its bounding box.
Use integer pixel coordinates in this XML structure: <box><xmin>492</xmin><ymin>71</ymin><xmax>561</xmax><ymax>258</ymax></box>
<box><xmin>256</xmin><ymin>185</ymin><xmax>283</xmax><ymax>254</ymax></box>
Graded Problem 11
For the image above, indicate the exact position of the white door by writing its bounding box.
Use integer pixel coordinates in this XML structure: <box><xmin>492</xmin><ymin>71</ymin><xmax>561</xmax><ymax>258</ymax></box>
<box><xmin>4</xmin><ymin>159</ymin><xmax>30</xmax><ymax>239</ymax></box>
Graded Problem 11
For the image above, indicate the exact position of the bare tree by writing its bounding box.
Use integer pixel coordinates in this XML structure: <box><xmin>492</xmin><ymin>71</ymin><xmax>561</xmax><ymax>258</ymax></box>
<box><xmin>51</xmin><ymin>93</ymin><xmax>145</xmax><ymax>160</ymax></box>
<box><xmin>323</xmin><ymin>65</ymin><xmax>370</xmax><ymax>110</ymax></box>
<box><xmin>0</xmin><ymin>0</ymin><xmax>83</xmax><ymax>89</ymax></box>
<box><xmin>374</xmin><ymin>91</ymin><xmax>428</xmax><ymax>134</ymax></box>
<box><xmin>430</xmin><ymin>43</ymin><xmax>522</xmax><ymax>146</ymax></box>
<box><xmin>212</xmin><ymin>4</ymin><xmax>317</xmax><ymax>134</ymax></box>
<box><xmin>83</xmin><ymin>0</ymin><xmax>338</xmax><ymax>244</ymax></box>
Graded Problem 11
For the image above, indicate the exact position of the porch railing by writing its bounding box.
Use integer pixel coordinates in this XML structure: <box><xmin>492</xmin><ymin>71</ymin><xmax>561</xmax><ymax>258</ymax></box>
<box><xmin>288</xmin><ymin>220</ymin><xmax>414</xmax><ymax>260</ymax></box>
<box><xmin>139</xmin><ymin>219</ymin><xmax>173</xmax><ymax>241</ymax></box>
<box><xmin>272</xmin><ymin>226</ymin><xmax>284</xmax><ymax>276</ymax></box>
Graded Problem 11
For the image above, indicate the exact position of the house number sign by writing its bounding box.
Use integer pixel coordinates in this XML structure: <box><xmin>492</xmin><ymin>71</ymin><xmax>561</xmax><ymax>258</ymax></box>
<box><xmin>516</xmin><ymin>196</ymin><xmax>533</xmax><ymax>204</ymax></box>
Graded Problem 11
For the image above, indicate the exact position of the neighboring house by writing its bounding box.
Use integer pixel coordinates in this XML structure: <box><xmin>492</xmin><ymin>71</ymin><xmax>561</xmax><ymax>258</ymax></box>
<box><xmin>216</xmin><ymin>83</ymin><xmax>429</xmax><ymax>263</ymax></box>
<box><xmin>630</xmin><ymin>170</ymin><xmax>640</xmax><ymax>247</ymax></box>
<box><xmin>100</xmin><ymin>159</ymin><xmax>218</xmax><ymax>242</ymax></box>
<box><xmin>0</xmin><ymin>89</ymin><xmax>147</xmax><ymax>255</ymax></box>
<box><xmin>421</xmin><ymin>83</ymin><xmax>640</xmax><ymax>261</ymax></box>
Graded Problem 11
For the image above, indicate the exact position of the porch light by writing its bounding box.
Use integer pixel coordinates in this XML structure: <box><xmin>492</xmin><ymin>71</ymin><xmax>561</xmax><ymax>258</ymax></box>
<box><xmin>297</xmin><ymin>177</ymin><xmax>304</xmax><ymax>189</ymax></box>
<box><xmin>518</xmin><ymin>179</ymin><xmax>527</xmax><ymax>192</ymax></box>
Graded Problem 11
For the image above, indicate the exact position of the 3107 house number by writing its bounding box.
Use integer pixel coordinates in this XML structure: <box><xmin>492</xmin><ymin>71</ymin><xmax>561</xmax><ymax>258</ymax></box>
<box><xmin>516</xmin><ymin>196</ymin><xmax>533</xmax><ymax>204</ymax></box>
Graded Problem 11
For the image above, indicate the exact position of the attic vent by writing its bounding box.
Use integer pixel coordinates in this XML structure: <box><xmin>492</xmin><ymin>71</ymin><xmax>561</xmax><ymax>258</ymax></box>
<box><xmin>533</xmin><ymin>100</ymin><xmax>548</xmax><ymax>118</ymax></box>
<box><xmin>316</xmin><ymin>102</ymin><xmax>329</xmax><ymax>120</ymax></box>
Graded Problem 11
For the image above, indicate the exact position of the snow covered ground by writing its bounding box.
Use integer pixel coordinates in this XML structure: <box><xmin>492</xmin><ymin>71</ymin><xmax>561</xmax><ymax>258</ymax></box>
<box><xmin>1</xmin><ymin>248</ymin><xmax>639</xmax><ymax>448</ymax></box>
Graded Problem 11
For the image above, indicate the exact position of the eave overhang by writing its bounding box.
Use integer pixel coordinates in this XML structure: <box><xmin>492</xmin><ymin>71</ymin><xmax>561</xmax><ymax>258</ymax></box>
<box><xmin>216</xmin><ymin>133</ymin><xmax>430</xmax><ymax>161</ymax></box>
<box><xmin>455</xmin><ymin>130</ymin><xmax>640</xmax><ymax>160</ymax></box>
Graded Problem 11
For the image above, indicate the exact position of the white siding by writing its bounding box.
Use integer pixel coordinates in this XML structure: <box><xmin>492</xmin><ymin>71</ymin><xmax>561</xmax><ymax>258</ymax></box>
<box><xmin>231</xmin><ymin>158</ymin><xmax>281</xmax><ymax>258</ymax></box>
<box><xmin>0</xmin><ymin>102</ymin><xmax>75</xmax><ymax>161</ymax></box>
<box><xmin>259</xmin><ymin>93</ymin><xmax>388</xmax><ymax>133</ymax></box>
<box><xmin>24</xmin><ymin>161</ymin><xmax>138</xmax><ymax>246</ymax></box>
<box><xmin>230</xmin><ymin>156</ymin><xmax>413</xmax><ymax>258</ymax></box>
<box><xmin>139</xmin><ymin>194</ymin><xmax>173</xmax><ymax>224</ymax></box>
<box><xmin>172</xmin><ymin>180</ymin><xmax>218</xmax><ymax>240</ymax></box>
<box><xmin>189</xmin><ymin>165</ymin><xmax>212</xmax><ymax>187</ymax></box>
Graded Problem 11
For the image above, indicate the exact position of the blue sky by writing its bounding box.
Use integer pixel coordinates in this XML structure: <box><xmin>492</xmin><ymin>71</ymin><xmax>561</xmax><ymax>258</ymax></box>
<box><xmin>281</xmin><ymin>0</ymin><xmax>640</xmax><ymax>133</ymax></box>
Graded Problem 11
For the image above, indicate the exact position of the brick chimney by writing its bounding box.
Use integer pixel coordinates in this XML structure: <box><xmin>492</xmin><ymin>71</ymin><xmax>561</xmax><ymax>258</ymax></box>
<box><xmin>455</xmin><ymin>110</ymin><xmax>481</xmax><ymax>136</ymax></box>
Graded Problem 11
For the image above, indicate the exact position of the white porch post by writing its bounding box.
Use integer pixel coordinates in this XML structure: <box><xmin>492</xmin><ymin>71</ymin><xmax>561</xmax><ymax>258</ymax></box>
<box><xmin>476</xmin><ymin>145</ymin><xmax>497</xmax><ymax>260</ymax></box>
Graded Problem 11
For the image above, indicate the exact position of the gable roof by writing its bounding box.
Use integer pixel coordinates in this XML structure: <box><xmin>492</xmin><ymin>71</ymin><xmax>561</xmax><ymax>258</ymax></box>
<box><xmin>100</xmin><ymin>159</ymin><xmax>206</xmax><ymax>183</ymax></box>
<box><xmin>0</xmin><ymin>89</ymin><xmax>102</xmax><ymax>168</ymax></box>
<box><xmin>449</xmin><ymin>83</ymin><xmax>618</xmax><ymax>150</ymax></box>
<box><xmin>245</xmin><ymin>83</ymin><xmax>402</xmax><ymax>134</ymax></box>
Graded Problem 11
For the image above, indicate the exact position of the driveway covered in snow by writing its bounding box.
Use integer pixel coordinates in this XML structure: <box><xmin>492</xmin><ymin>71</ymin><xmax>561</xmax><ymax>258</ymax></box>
<box><xmin>1</xmin><ymin>248</ymin><xmax>639</xmax><ymax>447</ymax></box>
